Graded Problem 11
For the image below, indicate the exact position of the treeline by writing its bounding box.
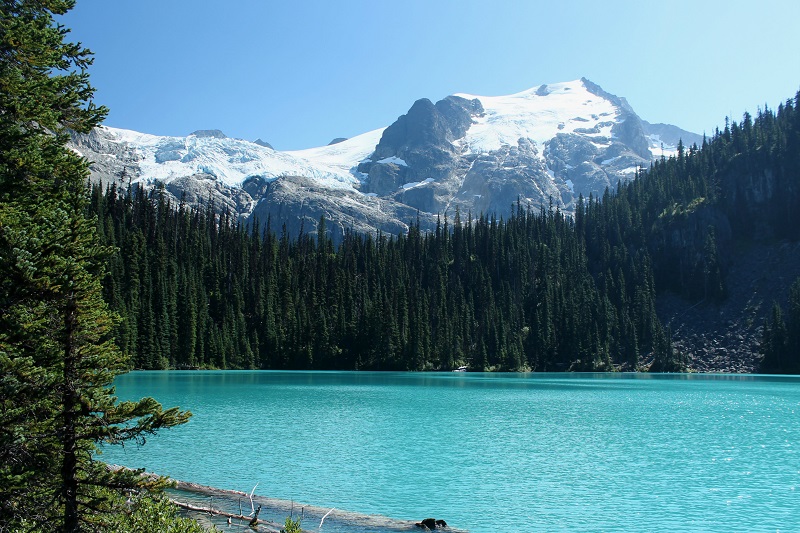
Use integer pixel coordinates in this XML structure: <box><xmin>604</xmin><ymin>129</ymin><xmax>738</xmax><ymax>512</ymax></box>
<box><xmin>89</xmin><ymin>89</ymin><xmax>800</xmax><ymax>373</ymax></box>
<box><xmin>761</xmin><ymin>278</ymin><xmax>800</xmax><ymax>374</ymax></box>
<box><xmin>89</xmin><ymin>186</ymin><xmax>670</xmax><ymax>372</ymax></box>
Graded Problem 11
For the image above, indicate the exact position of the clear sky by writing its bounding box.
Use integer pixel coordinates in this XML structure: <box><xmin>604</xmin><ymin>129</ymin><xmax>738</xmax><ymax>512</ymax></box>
<box><xmin>62</xmin><ymin>0</ymin><xmax>800</xmax><ymax>151</ymax></box>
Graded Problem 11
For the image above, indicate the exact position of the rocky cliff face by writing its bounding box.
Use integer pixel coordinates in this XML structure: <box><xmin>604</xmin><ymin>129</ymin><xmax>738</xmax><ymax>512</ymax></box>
<box><xmin>349</xmin><ymin>78</ymin><xmax>694</xmax><ymax>220</ymax></box>
<box><xmin>246</xmin><ymin>175</ymin><xmax>431</xmax><ymax>241</ymax></box>
<box><xmin>358</xmin><ymin>96</ymin><xmax>482</xmax><ymax>198</ymax></box>
<box><xmin>70</xmin><ymin>79</ymin><xmax>699</xmax><ymax>240</ymax></box>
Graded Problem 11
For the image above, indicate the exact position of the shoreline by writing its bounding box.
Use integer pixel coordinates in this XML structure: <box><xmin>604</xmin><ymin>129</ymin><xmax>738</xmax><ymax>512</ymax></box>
<box><xmin>159</xmin><ymin>476</ymin><xmax>466</xmax><ymax>532</ymax></box>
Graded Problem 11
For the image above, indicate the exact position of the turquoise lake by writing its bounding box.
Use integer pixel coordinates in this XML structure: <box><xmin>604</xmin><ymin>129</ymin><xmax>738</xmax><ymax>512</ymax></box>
<box><xmin>102</xmin><ymin>372</ymin><xmax>800</xmax><ymax>532</ymax></box>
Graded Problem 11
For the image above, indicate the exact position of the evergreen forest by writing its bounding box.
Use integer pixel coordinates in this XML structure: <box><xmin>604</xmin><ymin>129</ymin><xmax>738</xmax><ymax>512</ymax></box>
<box><xmin>89</xmin><ymin>88</ymin><xmax>800</xmax><ymax>374</ymax></box>
<box><xmin>2</xmin><ymin>1</ymin><xmax>800</xmax><ymax>530</ymax></box>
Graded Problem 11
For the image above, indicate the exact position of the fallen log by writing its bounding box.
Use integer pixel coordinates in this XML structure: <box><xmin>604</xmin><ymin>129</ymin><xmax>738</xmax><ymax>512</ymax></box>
<box><xmin>169</xmin><ymin>499</ymin><xmax>284</xmax><ymax>532</ymax></box>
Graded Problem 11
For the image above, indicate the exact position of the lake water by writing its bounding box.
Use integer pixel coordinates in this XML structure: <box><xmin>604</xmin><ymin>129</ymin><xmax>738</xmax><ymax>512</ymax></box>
<box><xmin>102</xmin><ymin>371</ymin><xmax>800</xmax><ymax>532</ymax></box>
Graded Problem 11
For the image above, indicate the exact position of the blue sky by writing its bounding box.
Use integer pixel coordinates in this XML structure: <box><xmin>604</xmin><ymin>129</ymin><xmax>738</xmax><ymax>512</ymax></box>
<box><xmin>63</xmin><ymin>0</ymin><xmax>800</xmax><ymax>151</ymax></box>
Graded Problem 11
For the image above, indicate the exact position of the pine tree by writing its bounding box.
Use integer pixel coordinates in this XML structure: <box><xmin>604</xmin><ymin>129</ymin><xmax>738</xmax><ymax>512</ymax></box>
<box><xmin>761</xmin><ymin>303</ymin><xmax>788</xmax><ymax>372</ymax></box>
<box><xmin>0</xmin><ymin>2</ymin><xmax>190</xmax><ymax>530</ymax></box>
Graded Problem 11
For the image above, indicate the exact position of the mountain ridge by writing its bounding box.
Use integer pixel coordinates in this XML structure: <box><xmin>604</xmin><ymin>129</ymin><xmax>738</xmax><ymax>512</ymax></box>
<box><xmin>71</xmin><ymin>78</ymin><xmax>701</xmax><ymax>240</ymax></box>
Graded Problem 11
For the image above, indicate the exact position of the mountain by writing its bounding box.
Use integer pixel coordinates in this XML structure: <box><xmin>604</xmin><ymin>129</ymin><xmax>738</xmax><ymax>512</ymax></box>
<box><xmin>84</xmin><ymin>83</ymin><xmax>800</xmax><ymax>373</ymax></box>
<box><xmin>70</xmin><ymin>78</ymin><xmax>700</xmax><ymax>240</ymax></box>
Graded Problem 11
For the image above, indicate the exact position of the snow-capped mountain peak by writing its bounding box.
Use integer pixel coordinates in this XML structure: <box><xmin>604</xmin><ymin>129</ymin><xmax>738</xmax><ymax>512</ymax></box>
<box><xmin>455</xmin><ymin>79</ymin><xmax>618</xmax><ymax>155</ymax></box>
<box><xmin>71</xmin><ymin>79</ymin><xmax>701</xmax><ymax>241</ymax></box>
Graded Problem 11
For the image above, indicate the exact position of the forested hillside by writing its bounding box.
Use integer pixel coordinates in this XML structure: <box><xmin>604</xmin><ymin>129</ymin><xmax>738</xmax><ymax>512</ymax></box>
<box><xmin>91</xmin><ymin>90</ymin><xmax>800</xmax><ymax>373</ymax></box>
<box><xmin>90</xmin><ymin>187</ymin><xmax>668</xmax><ymax>372</ymax></box>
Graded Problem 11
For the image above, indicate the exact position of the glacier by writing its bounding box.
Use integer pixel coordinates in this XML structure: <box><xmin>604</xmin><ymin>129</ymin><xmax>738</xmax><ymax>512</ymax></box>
<box><xmin>71</xmin><ymin>78</ymin><xmax>702</xmax><ymax>240</ymax></box>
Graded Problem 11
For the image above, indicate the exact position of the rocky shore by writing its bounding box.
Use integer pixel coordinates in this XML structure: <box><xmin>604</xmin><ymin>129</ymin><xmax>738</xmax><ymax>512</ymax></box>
<box><xmin>658</xmin><ymin>240</ymin><xmax>800</xmax><ymax>373</ymax></box>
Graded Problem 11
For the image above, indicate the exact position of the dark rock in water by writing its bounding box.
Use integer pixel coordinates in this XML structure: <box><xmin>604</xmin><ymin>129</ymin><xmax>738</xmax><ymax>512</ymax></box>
<box><xmin>418</xmin><ymin>518</ymin><xmax>437</xmax><ymax>529</ymax></box>
<box><xmin>249</xmin><ymin>504</ymin><xmax>261</xmax><ymax>527</ymax></box>
<box><xmin>414</xmin><ymin>517</ymin><xmax>447</xmax><ymax>529</ymax></box>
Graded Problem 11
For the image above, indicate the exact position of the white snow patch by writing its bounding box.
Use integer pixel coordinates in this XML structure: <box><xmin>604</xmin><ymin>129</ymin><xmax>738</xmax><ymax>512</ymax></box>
<box><xmin>401</xmin><ymin>178</ymin><xmax>434</xmax><ymax>190</ymax></box>
<box><xmin>290</xmin><ymin>128</ymin><xmax>383</xmax><ymax>168</ymax></box>
<box><xmin>598</xmin><ymin>123</ymin><xmax>615</xmax><ymax>137</ymax></box>
<box><xmin>566</xmin><ymin>179</ymin><xmax>575</xmax><ymax>192</ymax></box>
<box><xmin>647</xmin><ymin>134</ymin><xmax>679</xmax><ymax>159</ymax></box>
<box><xmin>289</xmin><ymin>128</ymin><xmax>384</xmax><ymax>184</ymax></box>
<box><xmin>377</xmin><ymin>156</ymin><xmax>408</xmax><ymax>166</ymax></box>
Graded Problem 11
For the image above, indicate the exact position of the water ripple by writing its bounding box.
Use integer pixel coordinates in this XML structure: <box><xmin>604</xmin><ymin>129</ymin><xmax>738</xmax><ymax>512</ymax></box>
<box><xmin>102</xmin><ymin>371</ymin><xmax>800</xmax><ymax>532</ymax></box>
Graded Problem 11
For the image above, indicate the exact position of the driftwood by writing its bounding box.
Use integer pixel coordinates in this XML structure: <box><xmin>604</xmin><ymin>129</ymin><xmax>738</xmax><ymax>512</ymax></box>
<box><xmin>108</xmin><ymin>469</ymin><xmax>458</xmax><ymax>533</ymax></box>
<box><xmin>170</xmin><ymin>499</ymin><xmax>284</xmax><ymax>532</ymax></box>
<box><xmin>167</xmin><ymin>477</ymin><xmax>461</xmax><ymax>532</ymax></box>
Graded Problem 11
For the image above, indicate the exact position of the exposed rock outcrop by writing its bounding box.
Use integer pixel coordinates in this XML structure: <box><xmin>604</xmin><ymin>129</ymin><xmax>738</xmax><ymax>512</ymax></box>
<box><xmin>248</xmin><ymin>175</ymin><xmax>431</xmax><ymax>242</ymax></box>
<box><xmin>658</xmin><ymin>240</ymin><xmax>800</xmax><ymax>372</ymax></box>
<box><xmin>359</xmin><ymin>96</ymin><xmax>483</xmax><ymax>200</ymax></box>
<box><xmin>190</xmin><ymin>129</ymin><xmax>227</xmax><ymax>138</ymax></box>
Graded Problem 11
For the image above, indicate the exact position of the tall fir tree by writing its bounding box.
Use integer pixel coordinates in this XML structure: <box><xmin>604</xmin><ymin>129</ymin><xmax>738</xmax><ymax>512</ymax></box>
<box><xmin>0</xmin><ymin>2</ymin><xmax>190</xmax><ymax>531</ymax></box>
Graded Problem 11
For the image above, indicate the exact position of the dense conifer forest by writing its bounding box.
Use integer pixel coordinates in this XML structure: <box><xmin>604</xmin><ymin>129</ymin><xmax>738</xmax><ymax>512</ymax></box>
<box><xmin>761</xmin><ymin>278</ymin><xmax>800</xmax><ymax>374</ymax></box>
<box><xmin>90</xmin><ymin>186</ymin><xmax>666</xmax><ymax>372</ymax></box>
<box><xmin>89</xmin><ymin>87</ymin><xmax>800</xmax><ymax>374</ymax></box>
